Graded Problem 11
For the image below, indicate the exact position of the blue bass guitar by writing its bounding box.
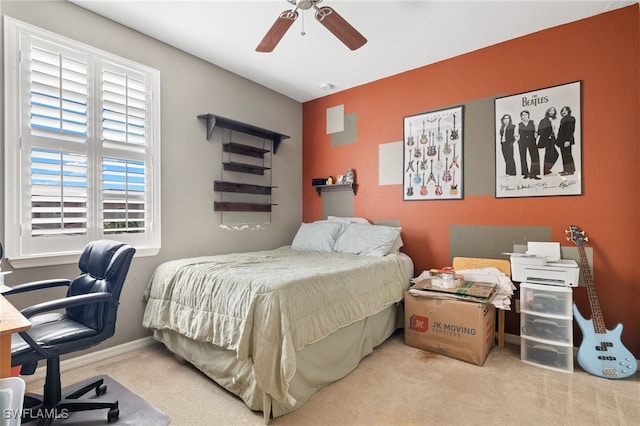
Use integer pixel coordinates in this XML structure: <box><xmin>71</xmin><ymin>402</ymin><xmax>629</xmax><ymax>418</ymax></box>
<box><xmin>567</xmin><ymin>225</ymin><xmax>637</xmax><ymax>379</ymax></box>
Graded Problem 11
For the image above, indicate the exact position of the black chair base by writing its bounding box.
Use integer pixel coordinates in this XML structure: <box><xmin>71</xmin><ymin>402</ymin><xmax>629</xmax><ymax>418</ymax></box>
<box><xmin>23</xmin><ymin>375</ymin><xmax>119</xmax><ymax>425</ymax></box>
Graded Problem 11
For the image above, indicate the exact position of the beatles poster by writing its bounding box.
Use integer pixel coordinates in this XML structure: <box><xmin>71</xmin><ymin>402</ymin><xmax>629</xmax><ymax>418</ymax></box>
<box><xmin>494</xmin><ymin>81</ymin><xmax>582</xmax><ymax>198</ymax></box>
<box><xmin>403</xmin><ymin>105</ymin><xmax>464</xmax><ymax>201</ymax></box>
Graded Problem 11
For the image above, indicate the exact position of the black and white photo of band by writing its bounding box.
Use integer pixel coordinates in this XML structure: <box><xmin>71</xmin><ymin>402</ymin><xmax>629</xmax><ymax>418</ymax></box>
<box><xmin>494</xmin><ymin>81</ymin><xmax>582</xmax><ymax>198</ymax></box>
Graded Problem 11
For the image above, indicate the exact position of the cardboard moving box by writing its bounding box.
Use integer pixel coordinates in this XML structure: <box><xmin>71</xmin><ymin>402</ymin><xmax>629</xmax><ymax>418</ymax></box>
<box><xmin>404</xmin><ymin>292</ymin><xmax>495</xmax><ymax>366</ymax></box>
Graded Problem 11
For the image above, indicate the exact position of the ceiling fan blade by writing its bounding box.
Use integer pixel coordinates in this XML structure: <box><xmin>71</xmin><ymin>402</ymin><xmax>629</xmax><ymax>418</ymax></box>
<box><xmin>256</xmin><ymin>10</ymin><xmax>299</xmax><ymax>52</ymax></box>
<box><xmin>315</xmin><ymin>6</ymin><xmax>367</xmax><ymax>51</ymax></box>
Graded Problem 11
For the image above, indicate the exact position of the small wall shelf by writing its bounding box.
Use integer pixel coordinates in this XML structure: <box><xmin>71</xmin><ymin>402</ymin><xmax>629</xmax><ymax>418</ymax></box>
<box><xmin>223</xmin><ymin>161</ymin><xmax>271</xmax><ymax>175</ymax></box>
<box><xmin>198</xmin><ymin>113</ymin><xmax>289</xmax><ymax>154</ymax></box>
<box><xmin>214</xmin><ymin>181</ymin><xmax>273</xmax><ymax>195</ymax></box>
<box><xmin>214</xmin><ymin>202</ymin><xmax>275</xmax><ymax>212</ymax></box>
<box><xmin>313</xmin><ymin>183</ymin><xmax>358</xmax><ymax>196</ymax></box>
<box><xmin>223</xmin><ymin>142</ymin><xmax>270</xmax><ymax>158</ymax></box>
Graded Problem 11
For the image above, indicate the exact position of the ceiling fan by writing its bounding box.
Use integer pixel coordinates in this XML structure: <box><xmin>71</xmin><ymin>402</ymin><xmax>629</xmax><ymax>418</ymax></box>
<box><xmin>256</xmin><ymin>0</ymin><xmax>367</xmax><ymax>52</ymax></box>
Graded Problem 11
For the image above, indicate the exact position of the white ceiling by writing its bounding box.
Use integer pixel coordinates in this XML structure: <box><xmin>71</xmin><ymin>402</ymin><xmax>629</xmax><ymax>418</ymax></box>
<box><xmin>70</xmin><ymin>0</ymin><xmax>636</xmax><ymax>103</ymax></box>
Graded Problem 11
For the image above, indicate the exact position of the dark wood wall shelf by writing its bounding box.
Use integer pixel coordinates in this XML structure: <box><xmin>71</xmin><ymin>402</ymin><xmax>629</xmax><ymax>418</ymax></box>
<box><xmin>223</xmin><ymin>161</ymin><xmax>270</xmax><ymax>175</ymax></box>
<box><xmin>214</xmin><ymin>181</ymin><xmax>273</xmax><ymax>195</ymax></box>
<box><xmin>223</xmin><ymin>142</ymin><xmax>270</xmax><ymax>158</ymax></box>
<box><xmin>313</xmin><ymin>183</ymin><xmax>358</xmax><ymax>196</ymax></box>
<box><xmin>202</xmin><ymin>113</ymin><xmax>285</xmax><ymax>214</ymax></box>
<box><xmin>214</xmin><ymin>202</ymin><xmax>275</xmax><ymax>212</ymax></box>
<box><xmin>198</xmin><ymin>113</ymin><xmax>289</xmax><ymax>154</ymax></box>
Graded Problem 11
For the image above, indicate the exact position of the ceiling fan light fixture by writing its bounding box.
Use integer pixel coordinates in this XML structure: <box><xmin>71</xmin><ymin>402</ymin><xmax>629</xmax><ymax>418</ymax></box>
<box><xmin>296</xmin><ymin>0</ymin><xmax>316</xmax><ymax>11</ymax></box>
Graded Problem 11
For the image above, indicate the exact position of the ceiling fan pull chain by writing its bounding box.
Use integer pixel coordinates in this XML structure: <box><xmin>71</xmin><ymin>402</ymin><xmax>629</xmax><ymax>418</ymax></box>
<box><xmin>300</xmin><ymin>10</ymin><xmax>306</xmax><ymax>36</ymax></box>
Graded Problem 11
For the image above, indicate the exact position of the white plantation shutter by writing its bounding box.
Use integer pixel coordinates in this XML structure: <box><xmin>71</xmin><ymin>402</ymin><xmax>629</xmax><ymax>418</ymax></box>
<box><xmin>30</xmin><ymin>149</ymin><xmax>88</xmax><ymax>237</ymax></box>
<box><xmin>4</xmin><ymin>17</ymin><xmax>161</xmax><ymax>267</ymax></box>
<box><xmin>102</xmin><ymin>158</ymin><xmax>146</xmax><ymax>234</ymax></box>
<box><xmin>100</xmin><ymin>65</ymin><xmax>149</xmax><ymax>236</ymax></box>
<box><xmin>28</xmin><ymin>40</ymin><xmax>90</xmax><ymax>240</ymax></box>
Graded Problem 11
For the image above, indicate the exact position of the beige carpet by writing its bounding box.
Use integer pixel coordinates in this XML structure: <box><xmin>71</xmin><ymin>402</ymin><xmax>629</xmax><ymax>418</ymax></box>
<box><xmin>25</xmin><ymin>330</ymin><xmax>639</xmax><ymax>425</ymax></box>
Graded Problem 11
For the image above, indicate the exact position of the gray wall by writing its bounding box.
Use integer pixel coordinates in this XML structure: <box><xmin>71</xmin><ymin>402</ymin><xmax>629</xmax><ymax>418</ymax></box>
<box><xmin>0</xmin><ymin>1</ymin><xmax>303</xmax><ymax>354</ymax></box>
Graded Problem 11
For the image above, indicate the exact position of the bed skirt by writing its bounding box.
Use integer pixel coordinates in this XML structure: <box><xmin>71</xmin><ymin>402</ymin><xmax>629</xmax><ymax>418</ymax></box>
<box><xmin>153</xmin><ymin>302</ymin><xmax>402</xmax><ymax>422</ymax></box>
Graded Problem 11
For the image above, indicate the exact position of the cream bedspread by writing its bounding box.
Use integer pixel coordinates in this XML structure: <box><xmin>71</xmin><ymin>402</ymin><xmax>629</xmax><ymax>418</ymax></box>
<box><xmin>142</xmin><ymin>246</ymin><xmax>408</xmax><ymax>403</ymax></box>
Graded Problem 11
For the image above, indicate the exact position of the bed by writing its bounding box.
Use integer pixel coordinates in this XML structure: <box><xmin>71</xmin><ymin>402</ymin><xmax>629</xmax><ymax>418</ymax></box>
<box><xmin>142</xmin><ymin>220</ymin><xmax>412</xmax><ymax>422</ymax></box>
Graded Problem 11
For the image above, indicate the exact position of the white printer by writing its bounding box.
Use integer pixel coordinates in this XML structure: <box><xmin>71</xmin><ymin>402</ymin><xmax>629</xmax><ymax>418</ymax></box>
<box><xmin>508</xmin><ymin>242</ymin><xmax>580</xmax><ymax>287</ymax></box>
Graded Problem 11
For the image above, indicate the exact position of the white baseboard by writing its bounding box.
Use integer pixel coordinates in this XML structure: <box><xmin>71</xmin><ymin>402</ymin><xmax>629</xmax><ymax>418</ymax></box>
<box><xmin>504</xmin><ymin>332</ymin><xmax>520</xmax><ymax>346</ymax></box>
<box><xmin>21</xmin><ymin>336</ymin><xmax>157</xmax><ymax>384</ymax></box>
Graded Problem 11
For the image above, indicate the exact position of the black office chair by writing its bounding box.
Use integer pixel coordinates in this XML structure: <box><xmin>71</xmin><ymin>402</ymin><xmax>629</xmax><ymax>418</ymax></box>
<box><xmin>5</xmin><ymin>240</ymin><xmax>135</xmax><ymax>425</ymax></box>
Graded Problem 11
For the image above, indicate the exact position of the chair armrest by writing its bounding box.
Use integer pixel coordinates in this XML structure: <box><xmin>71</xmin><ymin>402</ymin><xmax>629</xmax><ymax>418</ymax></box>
<box><xmin>3</xmin><ymin>279</ymin><xmax>72</xmax><ymax>296</ymax></box>
<box><xmin>20</xmin><ymin>292</ymin><xmax>116</xmax><ymax>319</ymax></box>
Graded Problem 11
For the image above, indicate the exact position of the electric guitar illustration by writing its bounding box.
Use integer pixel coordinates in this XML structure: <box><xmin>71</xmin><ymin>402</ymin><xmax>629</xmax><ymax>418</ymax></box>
<box><xmin>567</xmin><ymin>225</ymin><xmax>637</xmax><ymax>379</ymax></box>
<box><xmin>426</xmin><ymin>159</ymin><xmax>436</xmax><ymax>185</ymax></box>
<box><xmin>420</xmin><ymin>147</ymin><xmax>428</xmax><ymax>170</ymax></box>
<box><xmin>450</xmin><ymin>113</ymin><xmax>459</xmax><ymax>140</ymax></box>
<box><xmin>435</xmin><ymin>175</ymin><xmax>443</xmax><ymax>196</ymax></box>
<box><xmin>406</xmin><ymin>122</ymin><xmax>415</xmax><ymax>146</ymax></box>
<box><xmin>419</xmin><ymin>173</ymin><xmax>427</xmax><ymax>196</ymax></box>
<box><xmin>406</xmin><ymin>174</ymin><xmax>414</xmax><ymax>196</ymax></box>
<box><xmin>434</xmin><ymin>145</ymin><xmax>443</xmax><ymax>173</ymax></box>
<box><xmin>420</xmin><ymin>120</ymin><xmax>428</xmax><ymax>145</ymax></box>
<box><xmin>449</xmin><ymin>142</ymin><xmax>459</xmax><ymax>169</ymax></box>
<box><xmin>442</xmin><ymin>157</ymin><xmax>452</xmax><ymax>183</ymax></box>
<box><xmin>449</xmin><ymin>170</ymin><xmax>458</xmax><ymax>195</ymax></box>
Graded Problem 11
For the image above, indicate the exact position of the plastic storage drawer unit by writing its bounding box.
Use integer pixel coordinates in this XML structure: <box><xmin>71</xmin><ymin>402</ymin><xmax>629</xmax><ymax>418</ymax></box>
<box><xmin>519</xmin><ymin>282</ymin><xmax>573</xmax><ymax>373</ymax></box>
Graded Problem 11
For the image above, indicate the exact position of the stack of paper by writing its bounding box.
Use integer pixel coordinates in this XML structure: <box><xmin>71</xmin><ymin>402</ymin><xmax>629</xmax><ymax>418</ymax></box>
<box><xmin>409</xmin><ymin>278</ymin><xmax>498</xmax><ymax>304</ymax></box>
<box><xmin>410</xmin><ymin>267</ymin><xmax>516</xmax><ymax>309</ymax></box>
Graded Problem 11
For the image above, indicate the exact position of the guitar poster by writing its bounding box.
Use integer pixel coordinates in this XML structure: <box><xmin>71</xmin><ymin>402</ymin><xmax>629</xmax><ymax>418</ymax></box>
<box><xmin>403</xmin><ymin>105</ymin><xmax>464</xmax><ymax>201</ymax></box>
<box><xmin>494</xmin><ymin>81</ymin><xmax>582</xmax><ymax>198</ymax></box>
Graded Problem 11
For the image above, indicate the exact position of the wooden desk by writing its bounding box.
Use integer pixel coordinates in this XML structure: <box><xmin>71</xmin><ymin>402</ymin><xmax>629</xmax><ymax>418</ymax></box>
<box><xmin>0</xmin><ymin>295</ymin><xmax>31</xmax><ymax>378</ymax></box>
<box><xmin>452</xmin><ymin>257</ymin><xmax>512</xmax><ymax>348</ymax></box>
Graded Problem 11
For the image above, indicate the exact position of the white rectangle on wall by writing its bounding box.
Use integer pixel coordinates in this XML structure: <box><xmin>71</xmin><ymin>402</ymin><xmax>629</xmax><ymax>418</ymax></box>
<box><xmin>379</xmin><ymin>141</ymin><xmax>403</xmax><ymax>185</ymax></box>
<box><xmin>326</xmin><ymin>105</ymin><xmax>344</xmax><ymax>134</ymax></box>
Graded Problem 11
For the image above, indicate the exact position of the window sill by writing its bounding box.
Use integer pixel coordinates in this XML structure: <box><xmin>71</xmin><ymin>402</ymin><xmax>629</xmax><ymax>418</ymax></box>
<box><xmin>7</xmin><ymin>247</ymin><xmax>159</xmax><ymax>269</ymax></box>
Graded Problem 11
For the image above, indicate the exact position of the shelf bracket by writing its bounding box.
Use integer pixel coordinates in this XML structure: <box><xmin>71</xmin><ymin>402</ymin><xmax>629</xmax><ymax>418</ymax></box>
<box><xmin>202</xmin><ymin>114</ymin><xmax>217</xmax><ymax>141</ymax></box>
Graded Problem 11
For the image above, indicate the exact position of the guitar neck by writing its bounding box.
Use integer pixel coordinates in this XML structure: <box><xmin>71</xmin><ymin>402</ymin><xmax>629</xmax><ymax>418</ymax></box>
<box><xmin>576</xmin><ymin>243</ymin><xmax>606</xmax><ymax>333</ymax></box>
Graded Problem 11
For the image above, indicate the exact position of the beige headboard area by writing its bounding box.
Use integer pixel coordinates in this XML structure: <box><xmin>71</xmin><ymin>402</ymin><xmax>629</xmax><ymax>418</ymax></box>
<box><xmin>449</xmin><ymin>225</ymin><xmax>552</xmax><ymax>261</ymax></box>
<box><xmin>321</xmin><ymin>191</ymin><xmax>355</xmax><ymax>219</ymax></box>
<box><xmin>450</xmin><ymin>224</ymin><xmax>591</xmax><ymax>286</ymax></box>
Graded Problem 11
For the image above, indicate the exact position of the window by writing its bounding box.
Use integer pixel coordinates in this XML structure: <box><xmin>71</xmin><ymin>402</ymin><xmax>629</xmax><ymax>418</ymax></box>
<box><xmin>4</xmin><ymin>17</ymin><xmax>161</xmax><ymax>268</ymax></box>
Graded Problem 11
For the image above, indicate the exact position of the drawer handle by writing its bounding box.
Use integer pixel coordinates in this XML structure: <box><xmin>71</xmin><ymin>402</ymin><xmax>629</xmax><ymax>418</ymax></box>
<box><xmin>533</xmin><ymin>319</ymin><xmax>559</xmax><ymax>328</ymax></box>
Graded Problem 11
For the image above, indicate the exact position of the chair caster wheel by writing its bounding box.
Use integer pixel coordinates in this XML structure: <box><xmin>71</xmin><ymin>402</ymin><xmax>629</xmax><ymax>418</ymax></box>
<box><xmin>96</xmin><ymin>384</ymin><xmax>107</xmax><ymax>396</ymax></box>
<box><xmin>108</xmin><ymin>407</ymin><xmax>119</xmax><ymax>422</ymax></box>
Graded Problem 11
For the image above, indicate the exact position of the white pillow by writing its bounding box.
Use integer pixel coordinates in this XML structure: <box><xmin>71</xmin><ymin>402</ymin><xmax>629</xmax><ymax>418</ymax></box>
<box><xmin>326</xmin><ymin>216</ymin><xmax>371</xmax><ymax>224</ymax></box>
<box><xmin>291</xmin><ymin>222</ymin><xmax>344</xmax><ymax>252</ymax></box>
<box><xmin>388</xmin><ymin>234</ymin><xmax>404</xmax><ymax>254</ymax></box>
<box><xmin>334</xmin><ymin>223</ymin><xmax>402</xmax><ymax>257</ymax></box>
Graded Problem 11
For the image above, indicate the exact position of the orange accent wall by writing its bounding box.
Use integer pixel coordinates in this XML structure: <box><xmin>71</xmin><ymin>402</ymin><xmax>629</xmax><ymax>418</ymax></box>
<box><xmin>302</xmin><ymin>6</ymin><xmax>640</xmax><ymax>357</ymax></box>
